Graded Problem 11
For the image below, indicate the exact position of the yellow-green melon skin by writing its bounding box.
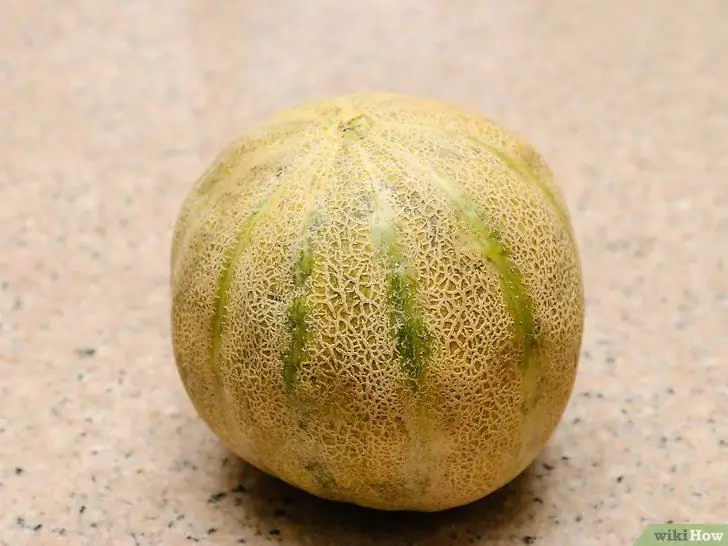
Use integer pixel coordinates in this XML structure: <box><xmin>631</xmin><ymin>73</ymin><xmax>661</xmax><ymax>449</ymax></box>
<box><xmin>170</xmin><ymin>91</ymin><xmax>584</xmax><ymax>512</ymax></box>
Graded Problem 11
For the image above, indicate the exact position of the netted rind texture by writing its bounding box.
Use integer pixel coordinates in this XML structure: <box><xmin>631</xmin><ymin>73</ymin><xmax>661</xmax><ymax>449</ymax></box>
<box><xmin>170</xmin><ymin>91</ymin><xmax>584</xmax><ymax>512</ymax></box>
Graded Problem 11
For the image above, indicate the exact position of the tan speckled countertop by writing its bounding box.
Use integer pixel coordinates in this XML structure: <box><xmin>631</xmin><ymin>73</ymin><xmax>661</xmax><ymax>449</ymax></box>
<box><xmin>2</xmin><ymin>1</ymin><xmax>727</xmax><ymax>545</ymax></box>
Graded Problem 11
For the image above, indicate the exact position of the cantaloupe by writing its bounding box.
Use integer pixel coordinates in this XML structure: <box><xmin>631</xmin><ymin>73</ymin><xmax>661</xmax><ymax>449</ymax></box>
<box><xmin>170</xmin><ymin>91</ymin><xmax>584</xmax><ymax>512</ymax></box>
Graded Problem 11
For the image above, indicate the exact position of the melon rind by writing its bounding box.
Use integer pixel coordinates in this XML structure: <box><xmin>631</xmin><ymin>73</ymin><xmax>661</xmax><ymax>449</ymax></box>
<box><xmin>170</xmin><ymin>91</ymin><xmax>585</xmax><ymax>512</ymax></box>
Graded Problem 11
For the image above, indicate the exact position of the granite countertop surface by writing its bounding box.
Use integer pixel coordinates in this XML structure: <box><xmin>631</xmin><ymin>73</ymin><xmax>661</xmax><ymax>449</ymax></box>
<box><xmin>2</xmin><ymin>1</ymin><xmax>726</xmax><ymax>545</ymax></box>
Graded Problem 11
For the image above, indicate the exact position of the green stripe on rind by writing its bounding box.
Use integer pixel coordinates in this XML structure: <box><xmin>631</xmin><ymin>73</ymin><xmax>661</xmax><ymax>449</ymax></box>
<box><xmin>377</xmin><ymin>122</ymin><xmax>569</xmax><ymax>226</ymax></box>
<box><xmin>371</xmin><ymin>208</ymin><xmax>433</xmax><ymax>389</ymax></box>
<box><xmin>211</xmin><ymin>211</ymin><xmax>264</xmax><ymax>392</ymax></box>
<box><xmin>464</xmin><ymin>134</ymin><xmax>568</xmax><ymax>225</ymax></box>
<box><xmin>389</xmin><ymin>265</ymin><xmax>432</xmax><ymax>388</ymax></box>
<box><xmin>210</xmin><ymin>145</ymin><xmax>323</xmax><ymax>399</ymax></box>
<box><xmin>282</xmin><ymin>240</ymin><xmax>315</xmax><ymax>392</ymax></box>
<box><xmin>454</xmin><ymin>198</ymin><xmax>539</xmax><ymax>375</ymax></box>
<box><xmin>431</xmin><ymin>172</ymin><xmax>543</xmax><ymax>410</ymax></box>
<box><xmin>370</xmin><ymin>135</ymin><xmax>542</xmax><ymax>405</ymax></box>
<box><xmin>211</xmin><ymin>186</ymin><xmax>297</xmax><ymax>380</ymax></box>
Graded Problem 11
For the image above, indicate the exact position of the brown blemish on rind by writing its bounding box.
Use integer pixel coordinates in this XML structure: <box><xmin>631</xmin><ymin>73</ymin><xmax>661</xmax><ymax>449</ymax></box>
<box><xmin>303</xmin><ymin>459</ymin><xmax>337</xmax><ymax>494</ymax></box>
